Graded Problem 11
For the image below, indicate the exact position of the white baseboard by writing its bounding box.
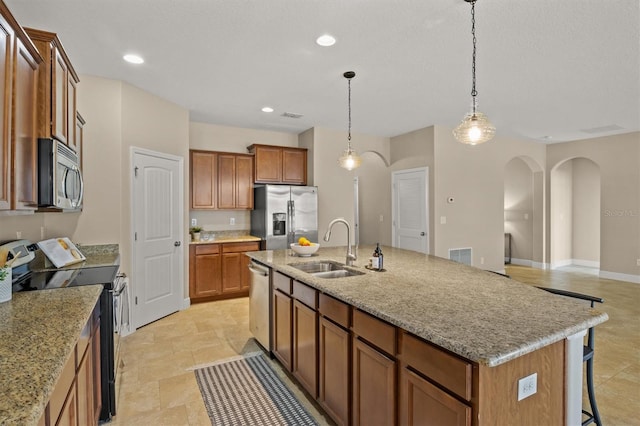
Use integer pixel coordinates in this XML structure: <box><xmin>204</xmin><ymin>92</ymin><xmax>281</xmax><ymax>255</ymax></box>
<box><xmin>510</xmin><ymin>258</ymin><xmax>532</xmax><ymax>267</ymax></box>
<box><xmin>532</xmin><ymin>261</ymin><xmax>549</xmax><ymax>270</ymax></box>
<box><xmin>572</xmin><ymin>259</ymin><xmax>600</xmax><ymax>268</ymax></box>
<box><xmin>599</xmin><ymin>270</ymin><xmax>640</xmax><ymax>284</ymax></box>
<box><xmin>182</xmin><ymin>297</ymin><xmax>191</xmax><ymax>310</ymax></box>
<box><xmin>551</xmin><ymin>259</ymin><xmax>572</xmax><ymax>269</ymax></box>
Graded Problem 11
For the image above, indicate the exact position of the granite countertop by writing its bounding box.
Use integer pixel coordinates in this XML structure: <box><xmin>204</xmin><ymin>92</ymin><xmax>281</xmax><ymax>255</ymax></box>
<box><xmin>30</xmin><ymin>244</ymin><xmax>120</xmax><ymax>272</ymax></box>
<box><xmin>0</xmin><ymin>286</ymin><xmax>103</xmax><ymax>426</ymax></box>
<box><xmin>246</xmin><ymin>245</ymin><xmax>608</xmax><ymax>367</ymax></box>
<box><xmin>190</xmin><ymin>235</ymin><xmax>262</xmax><ymax>245</ymax></box>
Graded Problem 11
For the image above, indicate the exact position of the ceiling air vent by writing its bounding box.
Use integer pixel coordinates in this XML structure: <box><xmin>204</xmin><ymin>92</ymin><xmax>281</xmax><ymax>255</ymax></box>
<box><xmin>281</xmin><ymin>112</ymin><xmax>303</xmax><ymax>119</ymax></box>
<box><xmin>580</xmin><ymin>124</ymin><xmax>624</xmax><ymax>134</ymax></box>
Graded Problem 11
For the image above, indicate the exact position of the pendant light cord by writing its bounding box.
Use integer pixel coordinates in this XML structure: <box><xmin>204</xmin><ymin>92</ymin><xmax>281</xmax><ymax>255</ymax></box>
<box><xmin>470</xmin><ymin>0</ymin><xmax>477</xmax><ymax>113</ymax></box>
<box><xmin>347</xmin><ymin>77</ymin><xmax>352</xmax><ymax>145</ymax></box>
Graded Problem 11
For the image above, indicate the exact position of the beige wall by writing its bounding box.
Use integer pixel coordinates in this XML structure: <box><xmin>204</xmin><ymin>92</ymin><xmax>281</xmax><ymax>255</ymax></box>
<box><xmin>572</xmin><ymin>158</ymin><xmax>600</xmax><ymax>264</ymax></box>
<box><xmin>433</xmin><ymin>125</ymin><xmax>546</xmax><ymax>271</ymax></box>
<box><xmin>310</xmin><ymin>127</ymin><xmax>390</xmax><ymax>248</ymax></box>
<box><xmin>189</xmin><ymin>122</ymin><xmax>298</xmax><ymax>232</ymax></box>
<box><xmin>551</xmin><ymin>160</ymin><xmax>573</xmax><ymax>265</ymax></box>
<box><xmin>504</xmin><ymin>157</ymin><xmax>534</xmax><ymax>262</ymax></box>
<box><xmin>547</xmin><ymin>132</ymin><xmax>640</xmax><ymax>278</ymax></box>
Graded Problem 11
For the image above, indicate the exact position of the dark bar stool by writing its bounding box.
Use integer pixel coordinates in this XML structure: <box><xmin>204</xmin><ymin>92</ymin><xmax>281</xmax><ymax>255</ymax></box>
<box><xmin>536</xmin><ymin>287</ymin><xmax>604</xmax><ymax>426</ymax></box>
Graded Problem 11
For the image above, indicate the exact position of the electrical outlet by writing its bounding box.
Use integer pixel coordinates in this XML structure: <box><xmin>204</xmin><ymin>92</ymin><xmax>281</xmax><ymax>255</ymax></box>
<box><xmin>440</xmin><ymin>216</ymin><xmax>447</xmax><ymax>225</ymax></box>
<box><xmin>379</xmin><ymin>215</ymin><xmax>384</xmax><ymax>222</ymax></box>
<box><xmin>480</xmin><ymin>257</ymin><xmax>485</xmax><ymax>265</ymax></box>
<box><xmin>637</xmin><ymin>259</ymin><xmax>640</xmax><ymax>267</ymax></box>
<box><xmin>191</xmin><ymin>218</ymin><xmax>197</xmax><ymax>227</ymax></box>
<box><xmin>230</xmin><ymin>217</ymin><xmax>235</xmax><ymax>225</ymax></box>
<box><xmin>517</xmin><ymin>373</ymin><xmax>537</xmax><ymax>401</ymax></box>
<box><xmin>16</xmin><ymin>231</ymin><xmax>22</xmax><ymax>239</ymax></box>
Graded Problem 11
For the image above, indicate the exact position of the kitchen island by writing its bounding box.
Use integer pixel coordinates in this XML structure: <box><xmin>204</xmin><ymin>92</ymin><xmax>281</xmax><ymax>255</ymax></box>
<box><xmin>0</xmin><ymin>286</ymin><xmax>103</xmax><ymax>426</ymax></box>
<box><xmin>246</xmin><ymin>245</ymin><xmax>608</xmax><ymax>426</ymax></box>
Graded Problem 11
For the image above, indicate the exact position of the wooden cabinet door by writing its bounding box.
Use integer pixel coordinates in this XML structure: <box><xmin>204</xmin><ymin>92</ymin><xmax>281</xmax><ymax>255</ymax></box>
<box><xmin>191</xmin><ymin>151</ymin><xmax>216</xmax><ymax>209</ymax></box>
<box><xmin>0</xmin><ymin>14</ymin><xmax>12</xmax><ymax>211</ymax></box>
<box><xmin>67</xmin><ymin>77</ymin><xmax>77</xmax><ymax>150</ymax></box>
<box><xmin>56</xmin><ymin>380</ymin><xmax>78</xmax><ymax>426</ymax></box>
<box><xmin>92</xmin><ymin>324</ymin><xmax>102</xmax><ymax>422</ymax></box>
<box><xmin>240</xmin><ymin>253</ymin><xmax>251</xmax><ymax>290</ymax></box>
<box><xmin>194</xmin><ymin>253</ymin><xmax>222</xmax><ymax>297</ymax></box>
<box><xmin>12</xmin><ymin>36</ymin><xmax>39</xmax><ymax>210</ymax></box>
<box><xmin>75</xmin><ymin>113</ymin><xmax>85</xmax><ymax>171</ymax></box>
<box><xmin>235</xmin><ymin>155</ymin><xmax>253</xmax><ymax>209</ymax></box>
<box><xmin>318</xmin><ymin>317</ymin><xmax>350</xmax><ymax>426</ymax></box>
<box><xmin>272</xmin><ymin>289</ymin><xmax>293</xmax><ymax>371</ymax></box>
<box><xmin>217</xmin><ymin>154</ymin><xmax>235</xmax><ymax>209</ymax></box>
<box><xmin>221</xmin><ymin>252</ymin><xmax>242</xmax><ymax>293</ymax></box>
<box><xmin>399</xmin><ymin>368</ymin><xmax>471</xmax><ymax>426</ymax></box>
<box><xmin>77</xmin><ymin>344</ymin><xmax>95</xmax><ymax>426</ymax></box>
<box><xmin>282</xmin><ymin>148</ymin><xmax>306</xmax><ymax>184</ymax></box>
<box><xmin>293</xmin><ymin>300</ymin><xmax>318</xmax><ymax>398</ymax></box>
<box><xmin>254</xmin><ymin>145</ymin><xmax>282</xmax><ymax>183</ymax></box>
<box><xmin>353</xmin><ymin>337</ymin><xmax>396</xmax><ymax>426</ymax></box>
<box><xmin>52</xmin><ymin>47</ymin><xmax>68</xmax><ymax>144</ymax></box>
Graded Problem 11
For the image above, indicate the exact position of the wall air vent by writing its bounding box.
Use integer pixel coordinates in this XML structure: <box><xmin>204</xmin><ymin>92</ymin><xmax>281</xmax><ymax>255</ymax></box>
<box><xmin>449</xmin><ymin>248</ymin><xmax>472</xmax><ymax>266</ymax></box>
<box><xmin>281</xmin><ymin>112</ymin><xmax>303</xmax><ymax>119</ymax></box>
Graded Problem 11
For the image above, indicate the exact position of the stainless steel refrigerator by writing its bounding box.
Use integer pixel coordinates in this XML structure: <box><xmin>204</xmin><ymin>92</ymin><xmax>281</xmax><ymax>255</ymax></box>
<box><xmin>251</xmin><ymin>185</ymin><xmax>318</xmax><ymax>249</ymax></box>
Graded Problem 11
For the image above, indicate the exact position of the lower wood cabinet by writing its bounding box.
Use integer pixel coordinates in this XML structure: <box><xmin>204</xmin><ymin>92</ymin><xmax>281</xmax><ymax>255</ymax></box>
<box><xmin>400</xmin><ymin>368</ymin><xmax>471</xmax><ymax>426</ymax></box>
<box><xmin>318</xmin><ymin>316</ymin><xmax>350</xmax><ymax>426</ymax></box>
<box><xmin>189</xmin><ymin>241</ymin><xmax>261</xmax><ymax>302</ymax></box>
<box><xmin>353</xmin><ymin>337</ymin><xmax>396</xmax><ymax>426</ymax></box>
<box><xmin>292</xmin><ymin>299</ymin><xmax>318</xmax><ymax>398</ymax></box>
<box><xmin>272</xmin><ymin>288</ymin><xmax>293</xmax><ymax>371</ymax></box>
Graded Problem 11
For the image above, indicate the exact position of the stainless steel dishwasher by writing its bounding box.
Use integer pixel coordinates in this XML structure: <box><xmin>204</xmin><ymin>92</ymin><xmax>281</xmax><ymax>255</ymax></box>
<box><xmin>248</xmin><ymin>260</ymin><xmax>270</xmax><ymax>351</ymax></box>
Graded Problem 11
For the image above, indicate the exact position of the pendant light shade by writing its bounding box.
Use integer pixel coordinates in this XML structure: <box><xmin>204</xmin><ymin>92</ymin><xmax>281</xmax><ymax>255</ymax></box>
<box><xmin>338</xmin><ymin>71</ymin><xmax>361</xmax><ymax>170</ymax></box>
<box><xmin>454</xmin><ymin>0</ymin><xmax>495</xmax><ymax>145</ymax></box>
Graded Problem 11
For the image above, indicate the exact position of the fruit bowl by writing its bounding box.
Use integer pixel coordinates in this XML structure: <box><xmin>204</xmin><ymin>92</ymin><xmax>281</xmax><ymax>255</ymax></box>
<box><xmin>290</xmin><ymin>242</ymin><xmax>320</xmax><ymax>256</ymax></box>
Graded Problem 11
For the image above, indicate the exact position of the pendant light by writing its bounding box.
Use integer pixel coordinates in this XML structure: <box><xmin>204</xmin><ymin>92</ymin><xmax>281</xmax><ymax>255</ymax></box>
<box><xmin>453</xmin><ymin>0</ymin><xmax>495</xmax><ymax>145</ymax></box>
<box><xmin>338</xmin><ymin>71</ymin><xmax>362</xmax><ymax>170</ymax></box>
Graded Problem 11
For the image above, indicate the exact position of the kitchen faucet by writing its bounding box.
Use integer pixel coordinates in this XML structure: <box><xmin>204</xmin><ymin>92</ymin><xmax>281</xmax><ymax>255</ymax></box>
<box><xmin>323</xmin><ymin>218</ymin><xmax>357</xmax><ymax>266</ymax></box>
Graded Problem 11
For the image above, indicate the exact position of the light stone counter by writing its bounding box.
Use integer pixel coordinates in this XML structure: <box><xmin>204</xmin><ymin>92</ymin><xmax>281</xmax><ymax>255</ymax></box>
<box><xmin>190</xmin><ymin>235</ymin><xmax>262</xmax><ymax>244</ymax></box>
<box><xmin>246</xmin><ymin>245</ymin><xmax>608</xmax><ymax>367</ymax></box>
<box><xmin>30</xmin><ymin>243</ymin><xmax>120</xmax><ymax>272</ymax></box>
<box><xmin>0</xmin><ymin>285</ymin><xmax>103</xmax><ymax>426</ymax></box>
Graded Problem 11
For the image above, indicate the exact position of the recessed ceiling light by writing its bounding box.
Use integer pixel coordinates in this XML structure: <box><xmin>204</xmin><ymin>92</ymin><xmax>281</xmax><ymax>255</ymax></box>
<box><xmin>261</xmin><ymin>107</ymin><xmax>274</xmax><ymax>113</ymax></box>
<box><xmin>540</xmin><ymin>135</ymin><xmax>553</xmax><ymax>140</ymax></box>
<box><xmin>123</xmin><ymin>54</ymin><xmax>144</xmax><ymax>64</ymax></box>
<box><xmin>316</xmin><ymin>34</ymin><xmax>336</xmax><ymax>47</ymax></box>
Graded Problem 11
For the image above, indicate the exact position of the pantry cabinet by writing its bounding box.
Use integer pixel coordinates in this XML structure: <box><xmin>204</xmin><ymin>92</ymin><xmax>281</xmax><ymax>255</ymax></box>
<box><xmin>190</xmin><ymin>150</ymin><xmax>254</xmax><ymax>210</ymax></box>
<box><xmin>0</xmin><ymin>3</ymin><xmax>42</xmax><ymax>212</ymax></box>
<box><xmin>24</xmin><ymin>27</ymin><xmax>80</xmax><ymax>146</ymax></box>
<box><xmin>247</xmin><ymin>144</ymin><xmax>307</xmax><ymax>185</ymax></box>
<box><xmin>189</xmin><ymin>241</ymin><xmax>261</xmax><ymax>302</ymax></box>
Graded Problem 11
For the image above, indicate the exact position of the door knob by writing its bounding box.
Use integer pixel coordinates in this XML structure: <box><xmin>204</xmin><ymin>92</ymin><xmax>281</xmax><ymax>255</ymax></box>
<box><xmin>174</xmin><ymin>241</ymin><xmax>181</xmax><ymax>247</ymax></box>
<box><xmin>420</xmin><ymin>232</ymin><xmax>426</xmax><ymax>236</ymax></box>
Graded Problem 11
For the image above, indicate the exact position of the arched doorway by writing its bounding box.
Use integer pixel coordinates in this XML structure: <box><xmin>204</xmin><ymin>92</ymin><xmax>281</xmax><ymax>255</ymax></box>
<box><xmin>504</xmin><ymin>156</ymin><xmax>545</xmax><ymax>267</ymax></box>
<box><xmin>550</xmin><ymin>157</ymin><xmax>601</xmax><ymax>272</ymax></box>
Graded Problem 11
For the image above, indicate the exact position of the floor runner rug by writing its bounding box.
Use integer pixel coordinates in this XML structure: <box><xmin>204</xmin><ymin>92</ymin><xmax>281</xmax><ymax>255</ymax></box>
<box><xmin>193</xmin><ymin>352</ymin><xmax>318</xmax><ymax>426</ymax></box>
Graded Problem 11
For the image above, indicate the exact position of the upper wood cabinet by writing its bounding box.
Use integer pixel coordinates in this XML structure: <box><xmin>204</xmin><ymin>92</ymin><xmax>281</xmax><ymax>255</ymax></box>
<box><xmin>247</xmin><ymin>144</ymin><xmax>307</xmax><ymax>185</ymax></box>
<box><xmin>75</xmin><ymin>112</ymin><xmax>85</xmax><ymax>171</ymax></box>
<box><xmin>0</xmin><ymin>3</ymin><xmax>42</xmax><ymax>212</ymax></box>
<box><xmin>24</xmin><ymin>27</ymin><xmax>79</xmax><ymax>146</ymax></box>
<box><xmin>190</xmin><ymin>150</ymin><xmax>253</xmax><ymax>210</ymax></box>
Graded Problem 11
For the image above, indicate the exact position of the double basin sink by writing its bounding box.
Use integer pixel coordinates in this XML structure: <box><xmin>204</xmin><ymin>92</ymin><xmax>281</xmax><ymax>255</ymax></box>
<box><xmin>288</xmin><ymin>260</ymin><xmax>365</xmax><ymax>279</ymax></box>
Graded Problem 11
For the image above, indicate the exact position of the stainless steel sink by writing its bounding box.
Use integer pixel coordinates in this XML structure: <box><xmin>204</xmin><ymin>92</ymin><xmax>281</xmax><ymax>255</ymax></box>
<box><xmin>288</xmin><ymin>261</ymin><xmax>365</xmax><ymax>279</ymax></box>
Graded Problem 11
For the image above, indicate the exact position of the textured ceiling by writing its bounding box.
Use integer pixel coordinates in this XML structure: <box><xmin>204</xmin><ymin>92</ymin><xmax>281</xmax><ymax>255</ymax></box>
<box><xmin>6</xmin><ymin>0</ymin><xmax>640</xmax><ymax>143</ymax></box>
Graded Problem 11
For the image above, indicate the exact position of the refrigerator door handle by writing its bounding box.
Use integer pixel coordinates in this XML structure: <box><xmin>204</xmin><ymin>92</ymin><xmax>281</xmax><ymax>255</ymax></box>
<box><xmin>287</xmin><ymin>200</ymin><xmax>293</xmax><ymax>245</ymax></box>
<box><xmin>290</xmin><ymin>199</ymin><xmax>296</xmax><ymax>241</ymax></box>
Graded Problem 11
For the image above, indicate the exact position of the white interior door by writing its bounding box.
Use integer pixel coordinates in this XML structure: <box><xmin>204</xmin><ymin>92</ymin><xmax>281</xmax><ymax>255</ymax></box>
<box><xmin>392</xmin><ymin>167</ymin><xmax>429</xmax><ymax>254</ymax></box>
<box><xmin>131</xmin><ymin>148</ymin><xmax>183</xmax><ymax>328</ymax></box>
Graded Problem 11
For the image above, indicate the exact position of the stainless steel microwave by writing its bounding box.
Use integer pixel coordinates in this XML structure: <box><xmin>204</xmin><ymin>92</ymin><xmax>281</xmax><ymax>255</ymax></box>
<box><xmin>38</xmin><ymin>138</ymin><xmax>84</xmax><ymax>210</ymax></box>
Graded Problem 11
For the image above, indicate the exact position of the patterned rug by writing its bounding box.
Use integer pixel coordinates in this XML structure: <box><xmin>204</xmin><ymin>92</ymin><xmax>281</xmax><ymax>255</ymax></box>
<box><xmin>193</xmin><ymin>352</ymin><xmax>318</xmax><ymax>426</ymax></box>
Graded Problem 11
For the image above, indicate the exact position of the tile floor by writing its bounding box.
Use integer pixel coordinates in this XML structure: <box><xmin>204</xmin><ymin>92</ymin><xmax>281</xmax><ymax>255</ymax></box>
<box><xmin>111</xmin><ymin>266</ymin><xmax>639</xmax><ymax>425</ymax></box>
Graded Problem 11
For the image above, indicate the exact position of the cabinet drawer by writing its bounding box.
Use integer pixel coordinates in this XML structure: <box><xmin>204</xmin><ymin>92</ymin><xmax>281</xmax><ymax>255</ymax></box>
<box><xmin>195</xmin><ymin>244</ymin><xmax>219</xmax><ymax>255</ymax></box>
<box><xmin>273</xmin><ymin>271</ymin><xmax>292</xmax><ymax>294</ymax></box>
<box><xmin>318</xmin><ymin>293</ymin><xmax>350</xmax><ymax>328</ymax></box>
<box><xmin>402</xmin><ymin>332</ymin><xmax>473</xmax><ymax>401</ymax></box>
<box><xmin>293</xmin><ymin>280</ymin><xmax>317</xmax><ymax>309</ymax></box>
<box><xmin>353</xmin><ymin>309</ymin><xmax>396</xmax><ymax>356</ymax></box>
<box><xmin>222</xmin><ymin>241</ymin><xmax>260</xmax><ymax>253</ymax></box>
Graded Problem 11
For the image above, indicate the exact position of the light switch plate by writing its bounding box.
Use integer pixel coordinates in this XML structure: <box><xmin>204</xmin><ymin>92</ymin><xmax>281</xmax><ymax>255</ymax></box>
<box><xmin>517</xmin><ymin>373</ymin><xmax>537</xmax><ymax>401</ymax></box>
